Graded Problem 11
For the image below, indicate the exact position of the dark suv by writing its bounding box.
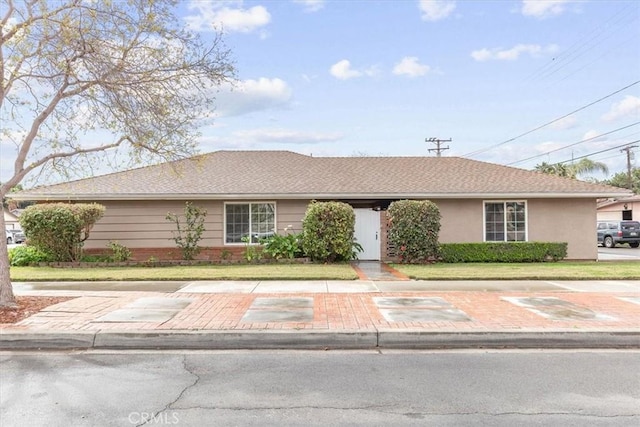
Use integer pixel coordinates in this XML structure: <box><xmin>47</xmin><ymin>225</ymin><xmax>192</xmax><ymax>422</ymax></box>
<box><xmin>597</xmin><ymin>221</ymin><xmax>640</xmax><ymax>248</ymax></box>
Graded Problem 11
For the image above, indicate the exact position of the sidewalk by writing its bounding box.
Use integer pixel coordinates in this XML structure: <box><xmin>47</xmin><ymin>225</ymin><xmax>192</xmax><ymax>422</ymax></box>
<box><xmin>2</xmin><ymin>262</ymin><xmax>639</xmax><ymax>350</ymax></box>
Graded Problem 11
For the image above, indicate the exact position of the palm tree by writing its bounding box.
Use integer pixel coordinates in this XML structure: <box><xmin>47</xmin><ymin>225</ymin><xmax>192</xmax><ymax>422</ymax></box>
<box><xmin>534</xmin><ymin>158</ymin><xmax>608</xmax><ymax>180</ymax></box>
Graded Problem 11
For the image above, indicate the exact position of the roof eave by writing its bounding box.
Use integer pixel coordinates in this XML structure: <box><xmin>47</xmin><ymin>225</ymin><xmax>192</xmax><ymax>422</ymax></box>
<box><xmin>9</xmin><ymin>190</ymin><xmax>633</xmax><ymax>201</ymax></box>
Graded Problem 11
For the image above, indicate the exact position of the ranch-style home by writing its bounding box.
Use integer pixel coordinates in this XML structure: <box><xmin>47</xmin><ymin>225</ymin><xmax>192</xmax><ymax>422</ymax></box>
<box><xmin>10</xmin><ymin>150</ymin><xmax>632</xmax><ymax>261</ymax></box>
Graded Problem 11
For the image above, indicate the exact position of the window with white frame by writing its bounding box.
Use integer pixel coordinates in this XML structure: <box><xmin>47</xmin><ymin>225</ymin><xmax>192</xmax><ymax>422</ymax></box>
<box><xmin>225</xmin><ymin>202</ymin><xmax>275</xmax><ymax>244</ymax></box>
<box><xmin>484</xmin><ymin>201</ymin><xmax>526</xmax><ymax>242</ymax></box>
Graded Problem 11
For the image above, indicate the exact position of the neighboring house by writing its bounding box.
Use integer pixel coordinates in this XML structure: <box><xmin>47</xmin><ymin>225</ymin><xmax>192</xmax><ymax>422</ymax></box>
<box><xmin>3</xmin><ymin>209</ymin><xmax>20</xmax><ymax>231</ymax></box>
<box><xmin>9</xmin><ymin>151</ymin><xmax>632</xmax><ymax>261</ymax></box>
<box><xmin>597</xmin><ymin>195</ymin><xmax>640</xmax><ymax>221</ymax></box>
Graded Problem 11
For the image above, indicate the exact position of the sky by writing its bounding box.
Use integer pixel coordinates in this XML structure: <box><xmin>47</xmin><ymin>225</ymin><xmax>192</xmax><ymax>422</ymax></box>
<box><xmin>2</xmin><ymin>0</ymin><xmax>640</xmax><ymax>184</ymax></box>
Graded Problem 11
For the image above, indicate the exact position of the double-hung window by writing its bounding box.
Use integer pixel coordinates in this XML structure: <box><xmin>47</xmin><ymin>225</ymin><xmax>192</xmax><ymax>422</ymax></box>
<box><xmin>225</xmin><ymin>202</ymin><xmax>275</xmax><ymax>244</ymax></box>
<box><xmin>484</xmin><ymin>201</ymin><xmax>526</xmax><ymax>242</ymax></box>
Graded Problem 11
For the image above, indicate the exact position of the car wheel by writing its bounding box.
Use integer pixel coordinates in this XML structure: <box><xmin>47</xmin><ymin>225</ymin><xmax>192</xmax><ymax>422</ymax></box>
<box><xmin>630</xmin><ymin>242</ymin><xmax>640</xmax><ymax>248</ymax></box>
<box><xmin>603</xmin><ymin>236</ymin><xmax>615</xmax><ymax>248</ymax></box>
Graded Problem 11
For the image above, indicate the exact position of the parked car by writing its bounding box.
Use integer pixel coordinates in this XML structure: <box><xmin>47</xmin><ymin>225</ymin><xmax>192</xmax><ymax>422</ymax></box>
<box><xmin>597</xmin><ymin>221</ymin><xmax>640</xmax><ymax>248</ymax></box>
<box><xmin>9</xmin><ymin>229</ymin><xmax>26</xmax><ymax>244</ymax></box>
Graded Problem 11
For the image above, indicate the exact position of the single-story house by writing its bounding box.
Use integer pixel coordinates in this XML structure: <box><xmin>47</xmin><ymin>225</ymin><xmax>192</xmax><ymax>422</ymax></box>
<box><xmin>10</xmin><ymin>150</ymin><xmax>632</xmax><ymax>261</ymax></box>
<box><xmin>3</xmin><ymin>209</ymin><xmax>20</xmax><ymax>231</ymax></box>
<box><xmin>597</xmin><ymin>195</ymin><xmax>640</xmax><ymax>221</ymax></box>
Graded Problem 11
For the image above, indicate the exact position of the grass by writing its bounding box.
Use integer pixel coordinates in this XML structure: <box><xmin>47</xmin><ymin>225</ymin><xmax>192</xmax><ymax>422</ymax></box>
<box><xmin>10</xmin><ymin>263</ymin><xmax>359</xmax><ymax>282</ymax></box>
<box><xmin>8</xmin><ymin>261</ymin><xmax>639</xmax><ymax>282</ymax></box>
<box><xmin>392</xmin><ymin>261</ymin><xmax>640</xmax><ymax>280</ymax></box>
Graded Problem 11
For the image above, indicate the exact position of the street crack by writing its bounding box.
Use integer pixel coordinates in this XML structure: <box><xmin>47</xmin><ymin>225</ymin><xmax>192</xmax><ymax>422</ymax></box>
<box><xmin>137</xmin><ymin>355</ymin><xmax>200</xmax><ymax>427</ymax></box>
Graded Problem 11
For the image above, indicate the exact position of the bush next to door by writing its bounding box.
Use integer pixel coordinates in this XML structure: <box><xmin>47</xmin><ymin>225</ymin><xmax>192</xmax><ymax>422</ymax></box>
<box><xmin>19</xmin><ymin>203</ymin><xmax>105</xmax><ymax>262</ymax></box>
<box><xmin>301</xmin><ymin>201</ymin><xmax>356</xmax><ymax>262</ymax></box>
<box><xmin>387</xmin><ymin>200</ymin><xmax>441</xmax><ymax>263</ymax></box>
<box><xmin>439</xmin><ymin>242</ymin><xmax>567</xmax><ymax>263</ymax></box>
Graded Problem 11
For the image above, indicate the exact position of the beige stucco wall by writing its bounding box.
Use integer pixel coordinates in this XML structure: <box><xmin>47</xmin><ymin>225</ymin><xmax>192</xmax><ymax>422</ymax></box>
<box><xmin>527</xmin><ymin>198</ymin><xmax>597</xmax><ymax>260</ymax></box>
<box><xmin>434</xmin><ymin>198</ymin><xmax>597</xmax><ymax>260</ymax></box>
<box><xmin>84</xmin><ymin>199</ymin><xmax>309</xmax><ymax>250</ymax></box>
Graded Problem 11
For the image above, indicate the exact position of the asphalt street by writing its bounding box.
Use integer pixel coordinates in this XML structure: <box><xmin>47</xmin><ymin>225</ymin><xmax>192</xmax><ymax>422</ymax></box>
<box><xmin>1</xmin><ymin>350</ymin><xmax>639</xmax><ymax>426</ymax></box>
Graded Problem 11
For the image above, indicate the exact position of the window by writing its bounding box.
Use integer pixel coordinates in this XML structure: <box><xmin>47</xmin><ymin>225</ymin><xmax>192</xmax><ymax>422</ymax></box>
<box><xmin>225</xmin><ymin>203</ymin><xmax>275</xmax><ymax>244</ymax></box>
<box><xmin>622</xmin><ymin>210</ymin><xmax>632</xmax><ymax>220</ymax></box>
<box><xmin>484</xmin><ymin>201</ymin><xmax>526</xmax><ymax>242</ymax></box>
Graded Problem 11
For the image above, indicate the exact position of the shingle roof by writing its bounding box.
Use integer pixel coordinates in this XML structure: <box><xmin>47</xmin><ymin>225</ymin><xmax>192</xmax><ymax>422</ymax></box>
<box><xmin>12</xmin><ymin>150</ymin><xmax>632</xmax><ymax>200</ymax></box>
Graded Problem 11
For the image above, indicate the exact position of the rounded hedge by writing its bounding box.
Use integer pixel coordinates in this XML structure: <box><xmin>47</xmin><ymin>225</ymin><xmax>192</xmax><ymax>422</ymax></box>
<box><xmin>301</xmin><ymin>201</ymin><xmax>355</xmax><ymax>262</ymax></box>
<box><xmin>387</xmin><ymin>200</ymin><xmax>441</xmax><ymax>263</ymax></box>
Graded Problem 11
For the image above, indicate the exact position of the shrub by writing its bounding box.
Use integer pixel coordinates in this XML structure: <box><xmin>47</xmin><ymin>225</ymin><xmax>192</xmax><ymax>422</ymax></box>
<box><xmin>439</xmin><ymin>242</ymin><xmax>568</xmax><ymax>263</ymax></box>
<box><xmin>241</xmin><ymin>235</ymin><xmax>262</xmax><ymax>262</ymax></box>
<box><xmin>107</xmin><ymin>240</ymin><xmax>132</xmax><ymax>262</ymax></box>
<box><xmin>301</xmin><ymin>201</ymin><xmax>355</xmax><ymax>262</ymax></box>
<box><xmin>387</xmin><ymin>200</ymin><xmax>441</xmax><ymax>263</ymax></box>
<box><xmin>261</xmin><ymin>233</ymin><xmax>303</xmax><ymax>260</ymax></box>
<box><xmin>8</xmin><ymin>246</ymin><xmax>53</xmax><ymax>266</ymax></box>
<box><xmin>19</xmin><ymin>203</ymin><xmax>105</xmax><ymax>262</ymax></box>
<box><xmin>166</xmin><ymin>202</ymin><xmax>207</xmax><ymax>260</ymax></box>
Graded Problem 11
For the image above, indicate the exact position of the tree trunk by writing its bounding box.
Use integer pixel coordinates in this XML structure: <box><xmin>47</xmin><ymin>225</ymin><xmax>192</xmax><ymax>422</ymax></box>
<box><xmin>0</xmin><ymin>209</ymin><xmax>17</xmax><ymax>307</ymax></box>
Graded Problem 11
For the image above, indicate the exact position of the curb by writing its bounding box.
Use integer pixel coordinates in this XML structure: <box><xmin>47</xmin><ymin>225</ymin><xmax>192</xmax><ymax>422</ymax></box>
<box><xmin>2</xmin><ymin>329</ymin><xmax>639</xmax><ymax>350</ymax></box>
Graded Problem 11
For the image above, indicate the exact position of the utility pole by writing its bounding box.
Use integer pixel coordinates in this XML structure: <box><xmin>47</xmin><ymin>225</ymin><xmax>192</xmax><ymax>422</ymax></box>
<box><xmin>621</xmin><ymin>145</ymin><xmax>638</xmax><ymax>190</ymax></box>
<box><xmin>426</xmin><ymin>137</ymin><xmax>452</xmax><ymax>157</ymax></box>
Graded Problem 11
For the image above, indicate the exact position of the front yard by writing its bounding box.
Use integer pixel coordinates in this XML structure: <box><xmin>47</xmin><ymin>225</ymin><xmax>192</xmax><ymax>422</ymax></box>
<box><xmin>7</xmin><ymin>261</ymin><xmax>640</xmax><ymax>281</ymax></box>
<box><xmin>392</xmin><ymin>261</ymin><xmax>640</xmax><ymax>280</ymax></box>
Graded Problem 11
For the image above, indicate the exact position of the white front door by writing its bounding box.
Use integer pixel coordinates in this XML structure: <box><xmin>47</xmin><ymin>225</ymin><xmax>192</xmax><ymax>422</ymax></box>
<box><xmin>354</xmin><ymin>209</ymin><xmax>381</xmax><ymax>260</ymax></box>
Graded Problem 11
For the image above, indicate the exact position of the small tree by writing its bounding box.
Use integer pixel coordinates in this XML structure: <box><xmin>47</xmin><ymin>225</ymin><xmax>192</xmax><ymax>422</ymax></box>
<box><xmin>19</xmin><ymin>203</ymin><xmax>105</xmax><ymax>262</ymax></box>
<box><xmin>301</xmin><ymin>201</ymin><xmax>355</xmax><ymax>262</ymax></box>
<box><xmin>0</xmin><ymin>0</ymin><xmax>235</xmax><ymax>307</ymax></box>
<box><xmin>166</xmin><ymin>202</ymin><xmax>207</xmax><ymax>260</ymax></box>
<box><xmin>387</xmin><ymin>200</ymin><xmax>441</xmax><ymax>263</ymax></box>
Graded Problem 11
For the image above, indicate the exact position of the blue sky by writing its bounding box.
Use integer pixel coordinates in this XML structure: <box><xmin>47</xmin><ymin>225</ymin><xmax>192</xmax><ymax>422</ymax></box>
<box><xmin>178</xmin><ymin>0</ymin><xmax>640</xmax><ymax>179</ymax></box>
<box><xmin>2</xmin><ymin>0</ymin><xmax>639</xmax><ymax>184</ymax></box>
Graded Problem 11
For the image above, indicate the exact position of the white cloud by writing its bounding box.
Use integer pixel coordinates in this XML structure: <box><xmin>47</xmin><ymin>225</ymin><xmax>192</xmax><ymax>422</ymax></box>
<box><xmin>293</xmin><ymin>0</ymin><xmax>325</xmax><ymax>13</ymax></box>
<box><xmin>185</xmin><ymin>1</ymin><xmax>271</xmax><ymax>33</ymax></box>
<box><xmin>419</xmin><ymin>0</ymin><xmax>456</xmax><ymax>22</ymax></box>
<box><xmin>601</xmin><ymin>95</ymin><xmax>640</xmax><ymax>122</ymax></box>
<box><xmin>521</xmin><ymin>0</ymin><xmax>573</xmax><ymax>18</ymax></box>
<box><xmin>582</xmin><ymin>129</ymin><xmax>608</xmax><ymax>143</ymax></box>
<box><xmin>549</xmin><ymin>115</ymin><xmax>577</xmax><ymax>130</ymax></box>
<box><xmin>233</xmin><ymin>128</ymin><xmax>342</xmax><ymax>144</ymax></box>
<box><xmin>196</xmin><ymin>128</ymin><xmax>342</xmax><ymax>152</ymax></box>
<box><xmin>393</xmin><ymin>57</ymin><xmax>431</xmax><ymax>77</ymax></box>
<box><xmin>471</xmin><ymin>44</ymin><xmax>559</xmax><ymax>61</ymax></box>
<box><xmin>330</xmin><ymin>60</ymin><xmax>363</xmax><ymax>80</ymax></box>
<box><xmin>214</xmin><ymin>77</ymin><xmax>292</xmax><ymax>117</ymax></box>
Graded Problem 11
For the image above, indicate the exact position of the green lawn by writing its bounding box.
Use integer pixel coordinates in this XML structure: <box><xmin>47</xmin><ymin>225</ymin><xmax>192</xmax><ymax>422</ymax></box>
<box><xmin>392</xmin><ymin>261</ymin><xmax>640</xmax><ymax>280</ymax></box>
<box><xmin>10</xmin><ymin>263</ymin><xmax>359</xmax><ymax>281</ymax></box>
<box><xmin>8</xmin><ymin>261</ymin><xmax>639</xmax><ymax>282</ymax></box>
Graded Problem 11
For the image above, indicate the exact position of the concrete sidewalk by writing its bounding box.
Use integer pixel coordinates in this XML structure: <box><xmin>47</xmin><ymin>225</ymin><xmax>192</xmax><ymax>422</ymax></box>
<box><xmin>2</xmin><ymin>278</ymin><xmax>639</xmax><ymax>350</ymax></box>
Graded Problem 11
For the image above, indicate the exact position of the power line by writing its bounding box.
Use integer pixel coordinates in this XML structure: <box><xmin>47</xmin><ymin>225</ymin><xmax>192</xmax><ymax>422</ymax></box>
<box><xmin>530</xmin><ymin>6</ymin><xmax>637</xmax><ymax>83</ymax></box>
<box><xmin>506</xmin><ymin>121</ymin><xmax>640</xmax><ymax>166</ymax></box>
<box><xmin>555</xmin><ymin>140</ymin><xmax>639</xmax><ymax>165</ymax></box>
<box><xmin>462</xmin><ymin>80</ymin><xmax>640</xmax><ymax>158</ymax></box>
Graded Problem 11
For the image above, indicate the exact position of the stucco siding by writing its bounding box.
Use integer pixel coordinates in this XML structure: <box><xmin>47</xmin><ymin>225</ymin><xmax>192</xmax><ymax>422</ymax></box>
<box><xmin>434</xmin><ymin>199</ymin><xmax>483</xmax><ymax>243</ymax></box>
<box><xmin>435</xmin><ymin>198</ymin><xmax>596</xmax><ymax>260</ymax></box>
<box><xmin>528</xmin><ymin>198</ymin><xmax>597</xmax><ymax>259</ymax></box>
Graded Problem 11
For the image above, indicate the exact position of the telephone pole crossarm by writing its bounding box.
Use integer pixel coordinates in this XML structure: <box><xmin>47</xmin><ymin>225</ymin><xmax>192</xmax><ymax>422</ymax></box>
<box><xmin>426</xmin><ymin>137</ymin><xmax>452</xmax><ymax>157</ymax></box>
